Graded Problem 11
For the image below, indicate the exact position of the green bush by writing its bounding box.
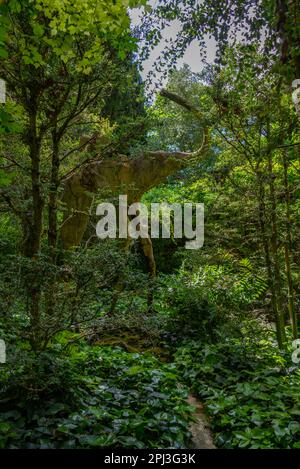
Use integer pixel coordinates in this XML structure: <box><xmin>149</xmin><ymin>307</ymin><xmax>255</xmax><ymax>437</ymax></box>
<box><xmin>0</xmin><ymin>341</ymin><xmax>193</xmax><ymax>449</ymax></box>
<box><xmin>174</xmin><ymin>331</ymin><xmax>300</xmax><ymax>449</ymax></box>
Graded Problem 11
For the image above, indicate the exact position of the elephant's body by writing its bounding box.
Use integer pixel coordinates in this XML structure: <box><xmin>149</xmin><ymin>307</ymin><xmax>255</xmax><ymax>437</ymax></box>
<box><xmin>60</xmin><ymin>151</ymin><xmax>189</xmax><ymax>251</ymax></box>
<box><xmin>60</xmin><ymin>88</ymin><xmax>209</xmax><ymax>278</ymax></box>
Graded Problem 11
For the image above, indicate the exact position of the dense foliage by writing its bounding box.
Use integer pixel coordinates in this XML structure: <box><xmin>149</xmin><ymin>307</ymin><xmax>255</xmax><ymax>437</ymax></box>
<box><xmin>0</xmin><ymin>341</ymin><xmax>192</xmax><ymax>448</ymax></box>
<box><xmin>174</xmin><ymin>336</ymin><xmax>300</xmax><ymax>449</ymax></box>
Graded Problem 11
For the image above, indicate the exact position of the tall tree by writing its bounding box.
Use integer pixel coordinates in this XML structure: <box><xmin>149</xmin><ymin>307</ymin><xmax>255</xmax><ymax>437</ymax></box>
<box><xmin>0</xmin><ymin>0</ymin><xmax>145</xmax><ymax>349</ymax></box>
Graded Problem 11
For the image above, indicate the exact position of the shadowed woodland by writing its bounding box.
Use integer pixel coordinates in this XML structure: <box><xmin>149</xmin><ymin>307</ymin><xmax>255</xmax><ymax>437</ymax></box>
<box><xmin>1</xmin><ymin>0</ymin><xmax>300</xmax><ymax>450</ymax></box>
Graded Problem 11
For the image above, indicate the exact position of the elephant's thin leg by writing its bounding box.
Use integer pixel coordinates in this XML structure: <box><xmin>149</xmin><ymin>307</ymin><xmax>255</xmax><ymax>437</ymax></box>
<box><xmin>140</xmin><ymin>237</ymin><xmax>156</xmax><ymax>311</ymax></box>
<box><xmin>140</xmin><ymin>237</ymin><xmax>156</xmax><ymax>278</ymax></box>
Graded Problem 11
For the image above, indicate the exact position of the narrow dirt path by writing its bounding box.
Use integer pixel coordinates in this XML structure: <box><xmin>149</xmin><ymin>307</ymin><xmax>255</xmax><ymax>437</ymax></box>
<box><xmin>188</xmin><ymin>394</ymin><xmax>216</xmax><ymax>449</ymax></box>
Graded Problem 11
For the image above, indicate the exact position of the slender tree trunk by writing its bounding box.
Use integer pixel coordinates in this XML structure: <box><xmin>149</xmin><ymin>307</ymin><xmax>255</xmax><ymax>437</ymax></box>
<box><xmin>26</xmin><ymin>109</ymin><xmax>43</xmax><ymax>257</ymax></box>
<box><xmin>266</xmin><ymin>139</ymin><xmax>287</xmax><ymax>347</ymax></box>
<box><xmin>44</xmin><ymin>131</ymin><xmax>61</xmax><ymax>330</ymax></box>
<box><xmin>48</xmin><ymin>133</ymin><xmax>60</xmax><ymax>252</ymax></box>
<box><xmin>257</xmin><ymin>173</ymin><xmax>285</xmax><ymax>348</ymax></box>
<box><xmin>25</xmin><ymin>101</ymin><xmax>44</xmax><ymax>350</ymax></box>
<box><xmin>282</xmin><ymin>149</ymin><xmax>297</xmax><ymax>338</ymax></box>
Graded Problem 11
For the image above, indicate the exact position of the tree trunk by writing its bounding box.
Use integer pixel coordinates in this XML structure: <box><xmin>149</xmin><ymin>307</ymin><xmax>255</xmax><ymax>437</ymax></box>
<box><xmin>257</xmin><ymin>173</ymin><xmax>286</xmax><ymax>349</ymax></box>
<box><xmin>266</xmin><ymin>138</ymin><xmax>287</xmax><ymax>347</ymax></box>
<box><xmin>282</xmin><ymin>149</ymin><xmax>297</xmax><ymax>338</ymax></box>
<box><xmin>48</xmin><ymin>132</ymin><xmax>60</xmax><ymax>253</ymax></box>
<box><xmin>25</xmin><ymin>103</ymin><xmax>44</xmax><ymax>350</ymax></box>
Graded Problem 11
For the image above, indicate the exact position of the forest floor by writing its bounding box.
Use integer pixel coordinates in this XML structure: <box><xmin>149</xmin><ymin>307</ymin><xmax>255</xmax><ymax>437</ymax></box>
<box><xmin>187</xmin><ymin>394</ymin><xmax>215</xmax><ymax>449</ymax></box>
